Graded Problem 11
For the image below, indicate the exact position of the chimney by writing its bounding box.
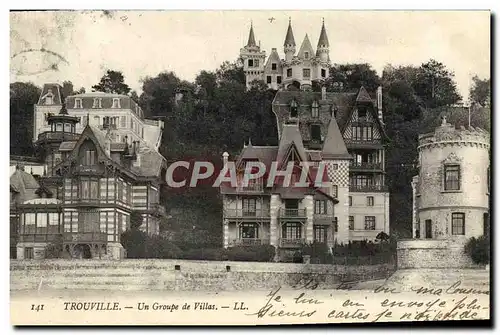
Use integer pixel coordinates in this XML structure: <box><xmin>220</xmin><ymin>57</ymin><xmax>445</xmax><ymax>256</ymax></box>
<box><xmin>222</xmin><ymin>152</ymin><xmax>229</xmax><ymax>167</ymax></box>
<box><xmin>321</xmin><ymin>86</ymin><xmax>326</xmax><ymax>100</ymax></box>
<box><xmin>377</xmin><ymin>86</ymin><xmax>384</xmax><ymax>124</ymax></box>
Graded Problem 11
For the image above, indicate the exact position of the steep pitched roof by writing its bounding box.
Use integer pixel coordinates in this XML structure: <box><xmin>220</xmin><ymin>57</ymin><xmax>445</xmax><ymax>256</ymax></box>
<box><xmin>297</xmin><ymin>34</ymin><xmax>315</xmax><ymax>59</ymax></box>
<box><xmin>246</xmin><ymin>22</ymin><xmax>257</xmax><ymax>47</ymax></box>
<box><xmin>356</xmin><ymin>86</ymin><xmax>374</xmax><ymax>103</ymax></box>
<box><xmin>37</xmin><ymin>83</ymin><xmax>62</xmax><ymax>105</ymax></box>
<box><xmin>10</xmin><ymin>169</ymin><xmax>40</xmax><ymax>203</ymax></box>
<box><xmin>284</xmin><ymin>19</ymin><xmax>296</xmax><ymax>46</ymax></box>
<box><xmin>236</xmin><ymin>145</ymin><xmax>278</xmax><ymax>169</ymax></box>
<box><xmin>317</xmin><ymin>20</ymin><xmax>329</xmax><ymax>47</ymax></box>
<box><xmin>276</xmin><ymin>124</ymin><xmax>307</xmax><ymax>167</ymax></box>
<box><xmin>322</xmin><ymin>116</ymin><xmax>352</xmax><ymax>160</ymax></box>
<box><xmin>264</xmin><ymin>49</ymin><xmax>283</xmax><ymax>72</ymax></box>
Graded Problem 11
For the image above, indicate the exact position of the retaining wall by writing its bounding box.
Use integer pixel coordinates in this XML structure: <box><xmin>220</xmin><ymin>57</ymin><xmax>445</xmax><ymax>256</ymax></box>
<box><xmin>10</xmin><ymin>259</ymin><xmax>395</xmax><ymax>291</ymax></box>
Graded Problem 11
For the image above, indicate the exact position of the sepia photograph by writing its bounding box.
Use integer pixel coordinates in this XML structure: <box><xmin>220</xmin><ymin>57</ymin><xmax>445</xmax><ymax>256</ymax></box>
<box><xmin>8</xmin><ymin>9</ymin><xmax>491</xmax><ymax>326</ymax></box>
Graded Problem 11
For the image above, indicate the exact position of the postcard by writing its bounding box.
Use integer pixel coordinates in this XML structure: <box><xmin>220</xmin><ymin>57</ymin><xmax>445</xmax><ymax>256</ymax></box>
<box><xmin>9</xmin><ymin>9</ymin><xmax>491</xmax><ymax>326</ymax></box>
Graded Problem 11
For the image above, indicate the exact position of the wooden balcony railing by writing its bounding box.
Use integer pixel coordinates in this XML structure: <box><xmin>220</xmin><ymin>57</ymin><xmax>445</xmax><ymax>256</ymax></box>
<box><xmin>349</xmin><ymin>184</ymin><xmax>389</xmax><ymax>192</ymax></box>
<box><xmin>279</xmin><ymin>238</ymin><xmax>305</xmax><ymax>247</ymax></box>
<box><xmin>236</xmin><ymin>182</ymin><xmax>264</xmax><ymax>193</ymax></box>
<box><xmin>225</xmin><ymin>209</ymin><xmax>270</xmax><ymax>218</ymax></box>
<box><xmin>62</xmin><ymin>232</ymin><xmax>107</xmax><ymax>243</ymax></box>
<box><xmin>279</xmin><ymin>208</ymin><xmax>307</xmax><ymax>218</ymax></box>
<box><xmin>37</xmin><ymin>132</ymin><xmax>79</xmax><ymax>142</ymax></box>
<box><xmin>349</xmin><ymin>162</ymin><xmax>383</xmax><ymax>170</ymax></box>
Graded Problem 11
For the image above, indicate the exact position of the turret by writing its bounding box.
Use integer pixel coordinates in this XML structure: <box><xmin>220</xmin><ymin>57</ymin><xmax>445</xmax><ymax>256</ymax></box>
<box><xmin>316</xmin><ymin>18</ymin><xmax>330</xmax><ymax>63</ymax></box>
<box><xmin>240</xmin><ymin>21</ymin><xmax>266</xmax><ymax>89</ymax></box>
<box><xmin>283</xmin><ymin>18</ymin><xmax>296</xmax><ymax>62</ymax></box>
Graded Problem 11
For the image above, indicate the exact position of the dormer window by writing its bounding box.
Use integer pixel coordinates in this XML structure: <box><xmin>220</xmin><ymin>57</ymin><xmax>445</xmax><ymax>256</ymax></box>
<box><xmin>290</xmin><ymin>99</ymin><xmax>298</xmax><ymax>118</ymax></box>
<box><xmin>112</xmin><ymin>98</ymin><xmax>121</xmax><ymax>108</ymax></box>
<box><xmin>287</xmin><ymin>69</ymin><xmax>292</xmax><ymax>78</ymax></box>
<box><xmin>321</xmin><ymin>69</ymin><xmax>326</xmax><ymax>78</ymax></box>
<box><xmin>311</xmin><ymin>100</ymin><xmax>319</xmax><ymax>118</ymax></box>
<box><xmin>303</xmin><ymin>69</ymin><xmax>311</xmax><ymax>78</ymax></box>
<box><xmin>358</xmin><ymin>107</ymin><xmax>367</xmax><ymax>119</ymax></box>
<box><xmin>92</xmin><ymin>98</ymin><xmax>102</xmax><ymax>109</ymax></box>
<box><xmin>304</xmin><ymin>52</ymin><xmax>309</xmax><ymax>59</ymax></box>
<box><xmin>74</xmin><ymin>98</ymin><xmax>83</xmax><ymax>109</ymax></box>
<box><xmin>311</xmin><ymin>124</ymin><xmax>321</xmax><ymax>142</ymax></box>
<box><xmin>248</xmin><ymin>59</ymin><xmax>254</xmax><ymax>67</ymax></box>
<box><xmin>272</xmin><ymin>63</ymin><xmax>277</xmax><ymax>70</ymax></box>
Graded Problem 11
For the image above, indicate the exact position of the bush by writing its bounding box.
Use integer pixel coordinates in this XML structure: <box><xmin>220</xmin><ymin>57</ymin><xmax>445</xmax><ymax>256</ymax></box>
<box><xmin>226</xmin><ymin>245</ymin><xmax>275</xmax><ymax>262</ymax></box>
<box><xmin>302</xmin><ymin>242</ymin><xmax>331</xmax><ymax>264</ymax></box>
<box><xmin>465</xmin><ymin>235</ymin><xmax>490</xmax><ymax>265</ymax></box>
<box><xmin>178</xmin><ymin>248</ymin><xmax>227</xmax><ymax>261</ymax></box>
<box><xmin>45</xmin><ymin>235</ymin><xmax>63</xmax><ymax>258</ymax></box>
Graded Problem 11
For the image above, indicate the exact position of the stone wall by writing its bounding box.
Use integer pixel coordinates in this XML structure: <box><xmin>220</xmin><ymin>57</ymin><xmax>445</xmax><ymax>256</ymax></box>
<box><xmin>10</xmin><ymin>259</ymin><xmax>395</xmax><ymax>291</ymax></box>
<box><xmin>396</xmin><ymin>239</ymin><xmax>481</xmax><ymax>269</ymax></box>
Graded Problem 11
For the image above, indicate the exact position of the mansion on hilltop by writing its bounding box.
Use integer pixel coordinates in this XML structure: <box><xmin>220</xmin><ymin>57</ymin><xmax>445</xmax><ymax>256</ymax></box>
<box><xmin>10</xmin><ymin>84</ymin><xmax>168</xmax><ymax>260</ymax></box>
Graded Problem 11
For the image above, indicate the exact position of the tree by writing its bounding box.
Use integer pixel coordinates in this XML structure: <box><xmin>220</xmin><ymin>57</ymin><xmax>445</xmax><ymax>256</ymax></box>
<box><xmin>121</xmin><ymin>210</ymin><xmax>147</xmax><ymax>258</ymax></box>
<box><xmin>92</xmin><ymin>69</ymin><xmax>131</xmax><ymax>95</ymax></box>
<box><xmin>129</xmin><ymin>90</ymin><xmax>139</xmax><ymax>103</ymax></box>
<box><xmin>413</xmin><ymin>59</ymin><xmax>462</xmax><ymax>108</ymax></box>
<box><xmin>10</xmin><ymin>82</ymin><xmax>41</xmax><ymax>156</ymax></box>
<box><xmin>61</xmin><ymin>81</ymin><xmax>74</xmax><ymax>100</ymax></box>
<box><xmin>469</xmin><ymin>75</ymin><xmax>490</xmax><ymax>107</ymax></box>
<box><xmin>327</xmin><ymin>63</ymin><xmax>381</xmax><ymax>93</ymax></box>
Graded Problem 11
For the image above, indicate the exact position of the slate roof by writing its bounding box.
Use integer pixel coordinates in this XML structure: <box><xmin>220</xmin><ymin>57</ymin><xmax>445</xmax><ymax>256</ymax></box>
<box><xmin>317</xmin><ymin>21</ymin><xmax>329</xmax><ymax>47</ymax></box>
<box><xmin>322</xmin><ymin>116</ymin><xmax>352</xmax><ymax>160</ymax></box>
<box><xmin>37</xmin><ymin>83</ymin><xmax>63</xmax><ymax>105</ymax></box>
<box><xmin>10</xmin><ymin>169</ymin><xmax>40</xmax><ymax>203</ymax></box>
<box><xmin>297</xmin><ymin>34</ymin><xmax>314</xmax><ymax>59</ymax></box>
<box><xmin>246</xmin><ymin>23</ymin><xmax>257</xmax><ymax>47</ymax></box>
<box><xmin>284</xmin><ymin>19</ymin><xmax>296</xmax><ymax>46</ymax></box>
<box><xmin>276</xmin><ymin>124</ymin><xmax>307</xmax><ymax>166</ymax></box>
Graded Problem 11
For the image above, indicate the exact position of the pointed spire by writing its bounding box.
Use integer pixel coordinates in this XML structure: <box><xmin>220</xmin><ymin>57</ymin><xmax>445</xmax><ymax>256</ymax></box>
<box><xmin>317</xmin><ymin>18</ymin><xmax>329</xmax><ymax>48</ymax></box>
<box><xmin>246</xmin><ymin>21</ymin><xmax>257</xmax><ymax>47</ymax></box>
<box><xmin>284</xmin><ymin>17</ymin><xmax>296</xmax><ymax>46</ymax></box>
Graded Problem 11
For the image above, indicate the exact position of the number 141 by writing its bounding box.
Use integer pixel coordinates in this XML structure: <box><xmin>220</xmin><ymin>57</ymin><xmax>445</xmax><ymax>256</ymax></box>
<box><xmin>31</xmin><ymin>304</ymin><xmax>44</xmax><ymax>312</ymax></box>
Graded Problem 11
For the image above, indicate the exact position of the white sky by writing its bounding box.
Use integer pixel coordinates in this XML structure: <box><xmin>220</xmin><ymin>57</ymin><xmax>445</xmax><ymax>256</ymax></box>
<box><xmin>10</xmin><ymin>10</ymin><xmax>490</xmax><ymax>100</ymax></box>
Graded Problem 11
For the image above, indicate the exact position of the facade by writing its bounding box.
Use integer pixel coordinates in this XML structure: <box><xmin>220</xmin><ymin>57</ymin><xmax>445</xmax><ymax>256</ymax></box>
<box><xmin>411</xmin><ymin>117</ymin><xmax>490</xmax><ymax>240</ymax></box>
<box><xmin>221</xmin><ymin>83</ymin><xmax>390</xmax><ymax>259</ymax></box>
<box><xmin>11</xmin><ymin>84</ymin><xmax>168</xmax><ymax>260</ymax></box>
<box><xmin>240</xmin><ymin>19</ymin><xmax>331</xmax><ymax>90</ymax></box>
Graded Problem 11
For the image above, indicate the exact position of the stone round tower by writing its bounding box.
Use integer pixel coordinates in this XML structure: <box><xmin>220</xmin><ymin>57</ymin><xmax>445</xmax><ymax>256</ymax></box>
<box><xmin>415</xmin><ymin>116</ymin><xmax>490</xmax><ymax>241</ymax></box>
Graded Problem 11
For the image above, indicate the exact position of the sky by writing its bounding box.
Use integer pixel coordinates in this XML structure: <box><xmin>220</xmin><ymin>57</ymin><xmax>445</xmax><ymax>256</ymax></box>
<box><xmin>10</xmin><ymin>10</ymin><xmax>490</xmax><ymax>100</ymax></box>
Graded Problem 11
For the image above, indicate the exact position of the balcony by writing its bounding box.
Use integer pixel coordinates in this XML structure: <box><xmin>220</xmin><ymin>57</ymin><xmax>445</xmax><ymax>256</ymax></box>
<box><xmin>62</xmin><ymin>232</ymin><xmax>107</xmax><ymax>243</ymax></box>
<box><xmin>279</xmin><ymin>208</ymin><xmax>307</xmax><ymax>218</ymax></box>
<box><xmin>67</xmin><ymin>198</ymin><xmax>101</xmax><ymax>207</ymax></box>
<box><xmin>37</xmin><ymin>132</ymin><xmax>80</xmax><ymax>143</ymax></box>
<box><xmin>349</xmin><ymin>162</ymin><xmax>383</xmax><ymax>171</ymax></box>
<box><xmin>235</xmin><ymin>182</ymin><xmax>264</xmax><ymax>193</ymax></box>
<box><xmin>74</xmin><ymin>165</ymin><xmax>104</xmax><ymax>175</ymax></box>
<box><xmin>19</xmin><ymin>233</ymin><xmax>62</xmax><ymax>243</ymax></box>
<box><xmin>279</xmin><ymin>238</ymin><xmax>305</xmax><ymax>248</ymax></box>
<box><xmin>345</xmin><ymin>138</ymin><xmax>383</xmax><ymax>148</ymax></box>
<box><xmin>349</xmin><ymin>184</ymin><xmax>389</xmax><ymax>192</ymax></box>
<box><xmin>225</xmin><ymin>209</ymin><xmax>270</xmax><ymax>219</ymax></box>
<box><xmin>233</xmin><ymin>238</ymin><xmax>270</xmax><ymax>246</ymax></box>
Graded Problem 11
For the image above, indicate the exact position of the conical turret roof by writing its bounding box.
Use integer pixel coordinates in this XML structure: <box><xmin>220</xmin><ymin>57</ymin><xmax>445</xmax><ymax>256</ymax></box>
<box><xmin>284</xmin><ymin>18</ymin><xmax>296</xmax><ymax>46</ymax></box>
<box><xmin>317</xmin><ymin>19</ymin><xmax>329</xmax><ymax>47</ymax></box>
<box><xmin>246</xmin><ymin>22</ymin><xmax>257</xmax><ymax>47</ymax></box>
<box><xmin>322</xmin><ymin>116</ymin><xmax>352</xmax><ymax>160</ymax></box>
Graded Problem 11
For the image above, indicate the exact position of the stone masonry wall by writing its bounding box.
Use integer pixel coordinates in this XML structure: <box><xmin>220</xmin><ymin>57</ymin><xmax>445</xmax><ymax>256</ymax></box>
<box><xmin>10</xmin><ymin>259</ymin><xmax>395</xmax><ymax>291</ymax></box>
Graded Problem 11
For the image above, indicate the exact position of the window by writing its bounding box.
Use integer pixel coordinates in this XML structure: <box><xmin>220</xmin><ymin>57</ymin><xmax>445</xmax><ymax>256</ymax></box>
<box><xmin>314</xmin><ymin>225</ymin><xmax>327</xmax><ymax>243</ymax></box>
<box><xmin>119</xmin><ymin>116</ymin><xmax>126</xmax><ymax>128</ymax></box>
<box><xmin>352</xmin><ymin>125</ymin><xmax>373</xmax><ymax>141</ymax></box>
<box><xmin>444</xmin><ymin>165</ymin><xmax>460</xmax><ymax>191</ymax></box>
<box><xmin>242</xmin><ymin>198</ymin><xmax>256</xmax><ymax>215</ymax></box>
<box><xmin>83</xmin><ymin>150</ymin><xmax>96</xmax><ymax>166</ymax></box>
<box><xmin>239</xmin><ymin>223</ymin><xmax>259</xmax><ymax>239</ymax></box>
<box><xmin>334</xmin><ymin>217</ymin><xmax>338</xmax><ymax>232</ymax></box>
<box><xmin>367</xmin><ymin>196</ymin><xmax>374</xmax><ymax>206</ymax></box>
<box><xmin>272</xmin><ymin>63</ymin><xmax>277</xmax><ymax>70</ymax></box>
<box><xmin>364</xmin><ymin>216</ymin><xmax>376</xmax><ymax>230</ymax></box>
<box><xmin>314</xmin><ymin>200</ymin><xmax>327</xmax><ymax>214</ymax></box>
<box><xmin>49</xmin><ymin>213</ymin><xmax>59</xmax><ymax>226</ymax></box>
<box><xmin>321</xmin><ymin>69</ymin><xmax>326</xmax><ymax>78</ymax></box>
<box><xmin>311</xmin><ymin>100</ymin><xmax>319</xmax><ymax>118</ymax></box>
<box><xmin>283</xmin><ymin>223</ymin><xmax>301</xmax><ymax>239</ymax></box>
<box><xmin>353</xmin><ymin>175</ymin><xmax>371</xmax><ymax>187</ymax></box>
<box><xmin>277</xmin><ymin>76</ymin><xmax>282</xmax><ymax>84</ymax></box>
<box><xmin>254</xmin><ymin>59</ymin><xmax>259</xmax><ymax>67</ymax></box>
<box><xmin>451</xmin><ymin>213</ymin><xmax>465</xmax><ymax>235</ymax></box>
<box><xmin>92</xmin><ymin>98</ymin><xmax>102</xmax><ymax>108</ymax></box>
<box><xmin>79</xmin><ymin>178</ymin><xmax>99</xmax><ymax>200</ymax></box>
<box><xmin>303</xmin><ymin>69</ymin><xmax>311</xmax><ymax>78</ymax></box>
<box><xmin>358</xmin><ymin>108</ymin><xmax>367</xmax><ymax>119</ymax></box>
<box><xmin>311</xmin><ymin>124</ymin><xmax>321</xmax><ymax>141</ymax></box>
<box><xmin>349</xmin><ymin>216</ymin><xmax>354</xmax><ymax>230</ymax></box>
<box><xmin>304</xmin><ymin>52</ymin><xmax>309</xmax><ymax>59</ymax></box>
<box><xmin>248</xmin><ymin>59</ymin><xmax>254</xmax><ymax>67</ymax></box>
<box><xmin>74</xmin><ymin>99</ymin><xmax>83</xmax><ymax>109</ymax></box>
<box><xmin>332</xmin><ymin>185</ymin><xmax>338</xmax><ymax>198</ymax></box>
<box><xmin>266</xmin><ymin>76</ymin><xmax>272</xmax><ymax>84</ymax></box>
<box><xmin>349</xmin><ymin>196</ymin><xmax>352</xmax><ymax>206</ymax></box>
<box><xmin>56</xmin><ymin>123</ymin><xmax>63</xmax><ymax>132</ymax></box>
<box><xmin>112</xmin><ymin>98</ymin><xmax>121</xmax><ymax>108</ymax></box>
<box><xmin>290</xmin><ymin>99</ymin><xmax>298</xmax><ymax>118</ymax></box>
<box><xmin>332</xmin><ymin>164</ymin><xmax>338</xmax><ymax>170</ymax></box>
<box><xmin>37</xmin><ymin>213</ymin><xmax>47</xmax><ymax>227</ymax></box>
<box><xmin>24</xmin><ymin>213</ymin><xmax>36</xmax><ymax>226</ymax></box>
<box><xmin>287</xmin><ymin>69</ymin><xmax>292</xmax><ymax>77</ymax></box>
<box><xmin>141</xmin><ymin>127</ymin><xmax>144</xmax><ymax>139</ymax></box>
<box><xmin>487</xmin><ymin>167</ymin><xmax>490</xmax><ymax>193</ymax></box>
